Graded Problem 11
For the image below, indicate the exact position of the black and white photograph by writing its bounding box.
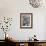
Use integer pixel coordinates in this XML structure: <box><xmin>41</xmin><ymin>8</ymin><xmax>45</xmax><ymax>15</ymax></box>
<box><xmin>20</xmin><ymin>13</ymin><xmax>33</xmax><ymax>28</ymax></box>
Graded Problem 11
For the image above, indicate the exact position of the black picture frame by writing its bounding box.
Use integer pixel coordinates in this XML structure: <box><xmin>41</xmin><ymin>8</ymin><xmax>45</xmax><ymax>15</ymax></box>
<box><xmin>20</xmin><ymin>13</ymin><xmax>33</xmax><ymax>29</ymax></box>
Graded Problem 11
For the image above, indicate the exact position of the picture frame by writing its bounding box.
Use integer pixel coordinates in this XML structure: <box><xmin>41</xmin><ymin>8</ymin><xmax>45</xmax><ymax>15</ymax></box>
<box><xmin>20</xmin><ymin>13</ymin><xmax>33</xmax><ymax>28</ymax></box>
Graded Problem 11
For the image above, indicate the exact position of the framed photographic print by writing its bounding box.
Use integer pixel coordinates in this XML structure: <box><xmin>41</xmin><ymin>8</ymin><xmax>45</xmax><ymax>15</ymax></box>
<box><xmin>20</xmin><ymin>13</ymin><xmax>33</xmax><ymax>28</ymax></box>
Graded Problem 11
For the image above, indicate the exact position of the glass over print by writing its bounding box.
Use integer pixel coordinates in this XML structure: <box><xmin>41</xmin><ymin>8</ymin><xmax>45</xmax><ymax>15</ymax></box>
<box><xmin>20</xmin><ymin>13</ymin><xmax>33</xmax><ymax>28</ymax></box>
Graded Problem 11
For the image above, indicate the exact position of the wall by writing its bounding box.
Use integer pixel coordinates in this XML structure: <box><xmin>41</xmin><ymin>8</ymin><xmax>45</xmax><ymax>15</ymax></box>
<box><xmin>0</xmin><ymin>0</ymin><xmax>46</xmax><ymax>40</ymax></box>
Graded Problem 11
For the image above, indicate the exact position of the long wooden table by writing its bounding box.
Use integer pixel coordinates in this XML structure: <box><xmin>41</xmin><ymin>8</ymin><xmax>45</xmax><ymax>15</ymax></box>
<box><xmin>5</xmin><ymin>39</ymin><xmax>46</xmax><ymax>46</ymax></box>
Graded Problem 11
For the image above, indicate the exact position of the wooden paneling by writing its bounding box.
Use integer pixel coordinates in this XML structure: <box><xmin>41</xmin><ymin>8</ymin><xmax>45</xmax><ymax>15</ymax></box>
<box><xmin>16</xmin><ymin>43</ymin><xmax>20</xmax><ymax>46</ymax></box>
<box><xmin>43</xmin><ymin>43</ymin><xmax>46</xmax><ymax>46</ymax></box>
<box><xmin>38</xmin><ymin>43</ymin><xmax>46</xmax><ymax>46</ymax></box>
<box><xmin>16</xmin><ymin>43</ymin><xmax>28</xmax><ymax>46</ymax></box>
<box><xmin>24</xmin><ymin>43</ymin><xmax>28</xmax><ymax>46</ymax></box>
<box><xmin>38</xmin><ymin>43</ymin><xmax>43</xmax><ymax>46</ymax></box>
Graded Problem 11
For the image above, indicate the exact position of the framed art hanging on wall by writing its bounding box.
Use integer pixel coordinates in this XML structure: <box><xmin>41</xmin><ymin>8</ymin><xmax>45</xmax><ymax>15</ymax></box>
<box><xmin>20</xmin><ymin>13</ymin><xmax>33</xmax><ymax>29</ymax></box>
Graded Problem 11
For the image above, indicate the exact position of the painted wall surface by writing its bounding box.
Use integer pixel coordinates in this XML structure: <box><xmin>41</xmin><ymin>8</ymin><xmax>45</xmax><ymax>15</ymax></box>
<box><xmin>0</xmin><ymin>0</ymin><xmax>46</xmax><ymax>40</ymax></box>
